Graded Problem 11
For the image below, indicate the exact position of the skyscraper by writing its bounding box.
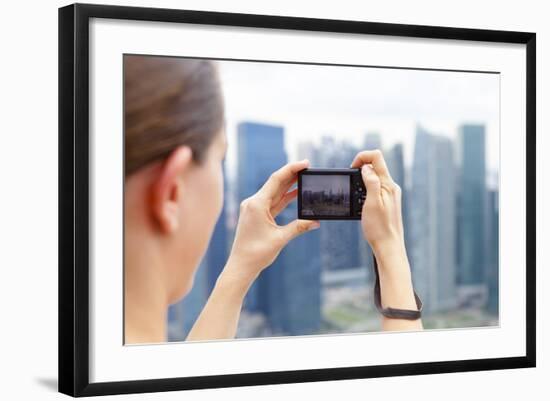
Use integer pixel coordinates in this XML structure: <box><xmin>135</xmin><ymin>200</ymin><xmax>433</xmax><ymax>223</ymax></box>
<box><xmin>236</xmin><ymin>121</ymin><xmax>321</xmax><ymax>334</ymax></box>
<box><xmin>409</xmin><ymin>126</ymin><xmax>457</xmax><ymax>313</ymax></box>
<box><xmin>263</xmin><ymin>202</ymin><xmax>322</xmax><ymax>335</ymax></box>
<box><xmin>236</xmin><ymin>122</ymin><xmax>287</xmax><ymax>313</ymax></box>
<box><xmin>362</xmin><ymin>132</ymin><xmax>382</xmax><ymax>152</ymax></box>
<box><xmin>457</xmin><ymin>124</ymin><xmax>487</xmax><ymax>286</ymax></box>
<box><xmin>486</xmin><ymin>188</ymin><xmax>499</xmax><ymax>315</ymax></box>
<box><xmin>434</xmin><ymin>136</ymin><xmax>458</xmax><ymax>311</ymax></box>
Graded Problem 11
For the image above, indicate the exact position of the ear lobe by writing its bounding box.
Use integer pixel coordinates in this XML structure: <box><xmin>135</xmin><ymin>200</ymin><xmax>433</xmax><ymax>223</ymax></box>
<box><xmin>151</xmin><ymin>146</ymin><xmax>193</xmax><ymax>234</ymax></box>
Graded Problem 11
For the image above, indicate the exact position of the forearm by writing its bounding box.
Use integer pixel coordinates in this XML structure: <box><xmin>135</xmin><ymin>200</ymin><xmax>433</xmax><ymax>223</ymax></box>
<box><xmin>373</xmin><ymin>241</ymin><xmax>424</xmax><ymax>331</ymax></box>
<box><xmin>186</xmin><ymin>263</ymin><xmax>255</xmax><ymax>341</ymax></box>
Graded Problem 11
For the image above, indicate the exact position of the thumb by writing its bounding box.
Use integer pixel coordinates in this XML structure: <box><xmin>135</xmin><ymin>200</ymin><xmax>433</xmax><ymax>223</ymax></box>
<box><xmin>361</xmin><ymin>164</ymin><xmax>381</xmax><ymax>200</ymax></box>
<box><xmin>280</xmin><ymin>219</ymin><xmax>320</xmax><ymax>244</ymax></box>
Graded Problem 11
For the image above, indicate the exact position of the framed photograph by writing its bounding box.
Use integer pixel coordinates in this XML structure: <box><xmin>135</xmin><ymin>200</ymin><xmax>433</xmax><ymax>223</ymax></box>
<box><xmin>58</xmin><ymin>2</ymin><xmax>536</xmax><ymax>397</ymax></box>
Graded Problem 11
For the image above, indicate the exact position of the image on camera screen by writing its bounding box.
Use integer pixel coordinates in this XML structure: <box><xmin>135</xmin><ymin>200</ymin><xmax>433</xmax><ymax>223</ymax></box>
<box><xmin>301</xmin><ymin>175</ymin><xmax>351</xmax><ymax>217</ymax></box>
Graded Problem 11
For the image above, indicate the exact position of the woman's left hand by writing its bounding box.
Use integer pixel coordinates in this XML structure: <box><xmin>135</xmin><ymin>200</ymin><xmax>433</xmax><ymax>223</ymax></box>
<box><xmin>223</xmin><ymin>159</ymin><xmax>321</xmax><ymax>285</ymax></box>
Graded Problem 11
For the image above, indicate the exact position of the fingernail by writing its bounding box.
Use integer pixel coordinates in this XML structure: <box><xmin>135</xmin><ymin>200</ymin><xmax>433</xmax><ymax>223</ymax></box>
<box><xmin>309</xmin><ymin>221</ymin><xmax>320</xmax><ymax>230</ymax></box>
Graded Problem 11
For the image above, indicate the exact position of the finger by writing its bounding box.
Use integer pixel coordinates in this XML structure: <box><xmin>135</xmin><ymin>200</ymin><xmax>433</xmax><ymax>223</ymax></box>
<box><xmin>350</xmin><ymin>149</ymin><xmax>393</xmax><ymax>183</ymax></box>
<box><xmin>361</xmin><ymin>164</ymin><xmax>381</xmax><ymax>205</ymax></box>
<box><xmin>271</xmin><ymin>176</ymin><xmax>298</xmax><ymax>207</ymax></box>
<box><xmin>259</xmin><ymin>159</ymin><xmax>310</xmax><ymax>201</ymax></box>
<box><xmin>270</xmin><ymin>188</ymin><xmax>298</xmax><ymax>217</ymax></box>
<box><xmin>279</xmin><ymin>219</ymin><xmax>320</xmax><ymax>244</ymax></box>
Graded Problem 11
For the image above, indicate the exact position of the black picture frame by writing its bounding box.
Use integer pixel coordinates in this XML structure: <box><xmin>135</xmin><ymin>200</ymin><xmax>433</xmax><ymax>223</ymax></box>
<box><xmin>58</xmin><ymin>2</ymin><xmax>536</xmax><ymax>397</ymax></box>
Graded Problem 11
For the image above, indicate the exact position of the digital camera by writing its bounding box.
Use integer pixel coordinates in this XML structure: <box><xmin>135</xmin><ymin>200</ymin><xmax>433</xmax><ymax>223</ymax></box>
<box><xmin>297</xmin><ymin>168</ymin><xmax>366</xmax><ymax>220</ymax></box>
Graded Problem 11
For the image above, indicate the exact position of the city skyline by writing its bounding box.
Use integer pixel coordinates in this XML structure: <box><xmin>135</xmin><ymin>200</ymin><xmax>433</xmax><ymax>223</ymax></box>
<box><xmin>168</xmin><ymin>119</ymin><xmax>499</xmax><ymax>341</ymax></box>
<box><xmin>302</xmin><ymin>175</ymin><xmax>350</xmax><ymax>194</ymax></box>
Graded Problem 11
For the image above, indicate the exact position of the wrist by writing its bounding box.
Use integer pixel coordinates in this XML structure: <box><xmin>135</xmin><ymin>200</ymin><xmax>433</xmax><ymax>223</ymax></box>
<box><xmin>213</xmin><ymin>271</ymin><xmax>251</xmax><ymax>303</ymax></box>
<box><xmin>370</xmin><ymin>240</ymin><xmax>418</xmax><ymax>311</ymax></box>
<box><xmin>371</xmin><ymin>239</ymin><xmax>411</xmax><ymax>278</ymax></box>
<box><xmin>216</xmin><ymin>259</ymin><xmax>258</xmax><ymax>299</ymax></box>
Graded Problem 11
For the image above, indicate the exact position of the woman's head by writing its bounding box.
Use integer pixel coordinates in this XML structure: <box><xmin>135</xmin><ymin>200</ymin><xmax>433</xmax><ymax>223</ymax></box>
<box><xmin>124</xmin><ymin>55</ymin><xmax>227</xmax><ymax>304</ymax></box>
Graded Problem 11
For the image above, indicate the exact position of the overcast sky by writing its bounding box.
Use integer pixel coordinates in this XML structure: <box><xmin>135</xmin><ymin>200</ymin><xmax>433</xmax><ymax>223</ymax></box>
<box><xmin>216</xmin><ymin>59</ymin><xmax>499</xmax><ymax>184</ymax></box>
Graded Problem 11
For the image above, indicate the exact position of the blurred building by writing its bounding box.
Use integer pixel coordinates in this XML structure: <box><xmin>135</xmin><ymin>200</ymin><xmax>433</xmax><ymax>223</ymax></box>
<box><xmin>237</xmin><ymin>121</ymin><xmax>321</xmax><ymax>335</ymax></box>
<box><xmin>263</xmin><ymin>202</ymin><xmax>322</xmax><ymax>335</ymax></box>
<box><xmin>362</xmin><ymin>132</ymin><xmax>382</xmax><ymax>152</ymax></box>
<box><xmin>486</xmin><ymin>188</ymin><xmax>499</xmax><ymax>316</ymax></box>
<box><xmin>455</xmin><ymin>124</ymin><xmax>488</xmax><ymax>309</ymax></box>
<box><xmin>457</xmin><ymin>124</ymin><xmax>487</xmax><ymax>286</ymax></box>
<box><xmin>297</xmin><ymin>140</ymin><xmax>320</xmax><ymax>165</ymax></box>
<box><xmin>237</xmin><ymin>122</ymin><xmax>287</xmax><ymax>312</ymax></box>
<box><xmin>409</xmin><ymin>126</ymin><xmax>457</xmax><ymax>313</ymax></box>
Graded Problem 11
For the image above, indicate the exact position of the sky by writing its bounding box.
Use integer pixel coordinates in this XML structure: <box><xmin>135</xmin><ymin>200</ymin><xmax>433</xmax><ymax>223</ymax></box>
<box><xmin>216</xmin><ymin>58</ymin><xmax>500</xmax><ymax>186</ymax></box>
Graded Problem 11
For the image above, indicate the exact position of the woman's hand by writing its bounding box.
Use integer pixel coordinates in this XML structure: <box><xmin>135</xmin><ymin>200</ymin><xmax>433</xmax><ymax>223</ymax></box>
<box><xmin>351</xmin><ymin>149</ymin><xmax>422</xmax><ymax>330</ymax></box>
<box><xmin>188</xmin><ymin>159</ymin><xmax>319</xmax><ymax>341</ymax></box>
<box><xmin>350</xmin><ymin>149</ymin><xmax>406</xmax><ymax>256</ymax></box>
<box><xmin>223</xmin><ymin>159</ymin><xmax>321</xmax><ymax>286</ymax></box>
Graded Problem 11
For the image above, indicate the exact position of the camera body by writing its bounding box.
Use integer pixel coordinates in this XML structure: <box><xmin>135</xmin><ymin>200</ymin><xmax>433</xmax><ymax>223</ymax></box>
<box><xmin>298</xmin><ymin>168</ymin><xmax>366</xmax><ymax>220</ymax></box>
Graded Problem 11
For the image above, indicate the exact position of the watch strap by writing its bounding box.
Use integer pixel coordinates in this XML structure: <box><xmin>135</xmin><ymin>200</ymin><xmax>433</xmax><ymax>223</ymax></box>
<box><xmin>372</xmin><ymin>253</ymin><xmax>423</xmax><ymax>320</ymax></box>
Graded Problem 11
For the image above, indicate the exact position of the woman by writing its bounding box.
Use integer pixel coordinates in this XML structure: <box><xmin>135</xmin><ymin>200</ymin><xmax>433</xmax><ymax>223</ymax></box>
<box><xmin>124</xmin><ymin>55</ymin><xmax>423</xmax><ymax>344</ymax></box>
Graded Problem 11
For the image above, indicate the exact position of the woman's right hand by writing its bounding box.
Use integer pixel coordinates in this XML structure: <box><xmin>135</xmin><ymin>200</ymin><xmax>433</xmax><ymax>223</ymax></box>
<box><xmin>350</xmin><ymin>149</ymin><xmax>406</xmax><ymax>257</ymax></box>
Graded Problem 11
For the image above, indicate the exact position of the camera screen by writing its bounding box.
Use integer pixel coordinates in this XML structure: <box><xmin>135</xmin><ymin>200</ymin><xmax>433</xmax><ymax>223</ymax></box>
<box><xmin>301</xmin><ymin>175</ymin><xmax>351</xmax><ymax>217</ymax></box>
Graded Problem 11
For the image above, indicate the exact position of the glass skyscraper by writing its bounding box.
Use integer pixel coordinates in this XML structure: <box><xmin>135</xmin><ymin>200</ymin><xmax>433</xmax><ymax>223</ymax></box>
<box><xmin>263</xmin><ymin>203</ymin><xmax>322</xmax><ymax>335</ymax></box>
<box><xmin>410</xmin><ymin>126</ymin><xmax>457</xmax><ymax>313</ymax></box>
<box><xmin>457</xmin><ymin>124</ymin><xmax>487</xmax><ymax>286</ymax></box>
<box><xmin>236</xmin><ymin>121</ymin><xmax>321</xmax><ymax>335</ymax></box>
<box><xmin>486</xmin><ymin>189</ymin><xmax>499</xmax><ymax>315</ymax></box>
<box><xmin>236</xmin><ymin>122</ymin><xmax>287</xmax><ymax>312</ymax></box>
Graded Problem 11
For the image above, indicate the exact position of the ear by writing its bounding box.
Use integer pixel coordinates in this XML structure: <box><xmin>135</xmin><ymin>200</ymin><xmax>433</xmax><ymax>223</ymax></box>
<box><xmin>150</xmin><ymin>146</ymin><xmax>193</xmax><ymax>234</ymax></box>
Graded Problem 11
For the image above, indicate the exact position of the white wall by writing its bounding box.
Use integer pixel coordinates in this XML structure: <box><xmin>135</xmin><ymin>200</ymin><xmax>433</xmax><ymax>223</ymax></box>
<box><xmin>0</xmin><ymin>0</ymin><xmax>546</xmax><ymax>399</ymax></box>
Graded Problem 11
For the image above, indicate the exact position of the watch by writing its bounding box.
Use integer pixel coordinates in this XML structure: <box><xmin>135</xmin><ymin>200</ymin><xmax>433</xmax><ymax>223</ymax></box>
<box><xmin>372</xmin><ymin>253</ymin><xmax>423</xmax><ymax>320</ymax></box>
